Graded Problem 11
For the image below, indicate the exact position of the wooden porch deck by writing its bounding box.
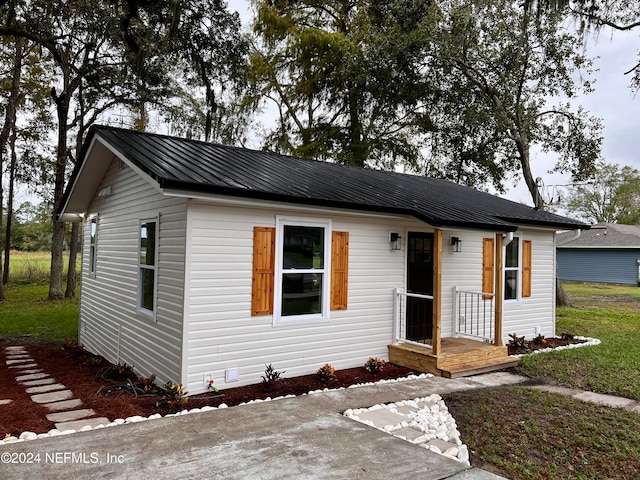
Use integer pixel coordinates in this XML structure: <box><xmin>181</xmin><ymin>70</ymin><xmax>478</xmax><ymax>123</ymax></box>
<box><xmin>388</xmin><ymin>337</ymin><xmax>519</xmax><ymax>378</ymax></box>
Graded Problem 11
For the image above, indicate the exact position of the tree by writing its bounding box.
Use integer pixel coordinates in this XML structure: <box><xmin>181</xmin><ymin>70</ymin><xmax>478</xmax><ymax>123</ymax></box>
<box><xmin>249</xmin><ymin>0</ymin><xmax>441</xmax><ymax>170</ymax></box>
<box><xmin>0</xmin><ymin>36</ymin><xmax>23</xmax><ymax>300</ymax></box>
<box><xmin>562</xmin><ymin>163</ymin><xmax>640</xmax><ymax>224</ymax></box>
<box><xmin>435</xmin><ymin>0</ymin><xmax>603</xmax><ymax>206</ymax></box>
<box><xmin>1</xmin><ymin>0</ymin><xmax>249</xmax><ymax>298</ymax></box>
<box><xmin>569</xmin><ymin>0</ymin><xmax>640</xmax><ymax>89</ymax></box>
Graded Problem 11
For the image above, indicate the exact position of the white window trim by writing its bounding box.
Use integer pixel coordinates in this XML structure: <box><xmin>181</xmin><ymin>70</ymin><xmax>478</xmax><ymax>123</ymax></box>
<box><xmin>88</xmin><ymin>215</ymin><xmax>98</xmax><ymax>276</ymax></box>
<box><xmin>138</xmin><ymin>218</ymin><xmax>159</xmax><ymax>319</ymax></box>
<box><xmin>273</xmin><ymin>216</ymin><xmax>331</xmax><ymax>326</ymax></box>
<box><xmin>504</xmin><ymin>236</ymin><xmax>522</xmax><ymax>303</ymax></box>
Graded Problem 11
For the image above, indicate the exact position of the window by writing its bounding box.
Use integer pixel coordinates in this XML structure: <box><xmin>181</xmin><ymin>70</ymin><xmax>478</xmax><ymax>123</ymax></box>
<box><xmin>274</xmin><ymin>218</ymin><xmax>331</xmax><ymax>324</ymax></box>
<box><xmin>89</xmin><ymin>217</ymin><xmax>98</xmax><ymax>274</ymax></box>
<box><xmin>504</xmin><ymin>237</ymin><xmax>520</xmax><ymax>301</ymax></box>
<box><xmin>139</xmin><ymin>220</ymin><xmax>157</xmax><ymax>315</ymax></box>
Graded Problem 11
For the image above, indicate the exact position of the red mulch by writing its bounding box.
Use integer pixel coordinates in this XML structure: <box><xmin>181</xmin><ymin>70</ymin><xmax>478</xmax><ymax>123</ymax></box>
<box><xmin>506</xmin><ymin>336</ymin><xmax>587</xmax><ymax>355</ymax></box>
<box><xmin>0</xmin><ymin>343</ymin><xmax>416</xmax><ymax>437</ymax></box>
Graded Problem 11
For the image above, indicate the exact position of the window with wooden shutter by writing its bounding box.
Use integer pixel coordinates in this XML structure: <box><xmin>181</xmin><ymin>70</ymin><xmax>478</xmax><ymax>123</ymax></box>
<box><xmin>482</xmin><ymin>237</ymin><xmax>494</xmax><ymax>299</ymax></box>
<box><xmin>252</xmin><ymin>227</ymin><xmax>275</xmax><ymax>315</ymax></box>
<box><xmin>331</xmin><ymin>231</ymin><xmax>349</xmax><ymax>310</ymax></box>
<box><xmin>522</xmin><ymin>240</ymin><xmax>532</xmax><ymax>298</ymax></box>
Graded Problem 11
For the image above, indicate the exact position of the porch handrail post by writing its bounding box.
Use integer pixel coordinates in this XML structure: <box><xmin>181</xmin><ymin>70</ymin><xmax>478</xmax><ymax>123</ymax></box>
<box><xmin>393</xmin><ymin>287</ymin><xmax>401</xmax><ymax>344</ymax></box>
<box><xmin>453</xmin><ymin>286</ymin><xmax>459</xmax><ymax>336</ymax></box>
<box><xmin>431</xmin><ymin>229</ymin><xmax>442</xmax><ymax>356</ymax></box>
<box><xmin>494</xmin><ymin>233</ymin><xmax>504</xmax><ymax>346</ymax></box>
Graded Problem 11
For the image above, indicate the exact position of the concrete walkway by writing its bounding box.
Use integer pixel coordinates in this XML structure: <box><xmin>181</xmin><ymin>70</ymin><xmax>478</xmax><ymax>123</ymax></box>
<box><xmin>3</xmin><ymin>356</ymin><xmax>638</xmax><ymax>479</ymax></box>
<box><xmin>0</xmin><ymin>372</ymin><xmax>523</xmax><ymax>479</ymax></box>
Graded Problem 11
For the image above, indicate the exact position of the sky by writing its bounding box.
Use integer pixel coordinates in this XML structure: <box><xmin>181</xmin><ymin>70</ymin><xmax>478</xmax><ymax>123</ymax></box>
<box><xmin>227</xmin><ymin>1</ymin><xmax>639</xmax><ymax>208</ymax></box>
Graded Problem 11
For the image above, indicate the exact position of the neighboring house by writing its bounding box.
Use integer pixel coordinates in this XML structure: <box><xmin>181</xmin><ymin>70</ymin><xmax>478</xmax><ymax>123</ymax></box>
<box><xmin>58</xmin><ymin>126</ymin><xmax>587</xmax><ymax>394</ymax></box>
<box><xmin>557</xmin><ymin>223</ymin><xmax>640</xmax><ymax>286</ymax></box>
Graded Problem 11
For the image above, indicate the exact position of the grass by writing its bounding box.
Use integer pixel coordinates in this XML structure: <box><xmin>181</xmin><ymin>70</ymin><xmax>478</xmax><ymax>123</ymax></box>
<box><xmin>445</xmin><ymin>387</ymin><xmax>640</xmax><ymax>480</ymax></box>
<box><xmin>517</xmin><ymin>282</ymin><xmax>640</xmax><ymax>400</ymax></box>
<box><xmin>444</xmin><ymin>282</ymin><xmax>640</xmax><ymax>479</ymax></box>
<box><xmin>0</xmin><ymin>251</ymin><xmax>80</xmax><ymax>344</ymax></box>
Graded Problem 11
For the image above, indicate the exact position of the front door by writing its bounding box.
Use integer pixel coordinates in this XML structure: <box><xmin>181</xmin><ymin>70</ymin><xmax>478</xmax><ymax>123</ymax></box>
<box><xmin>406</xmin><ymin>232</ymin><xmax>434</xmax><ymax>343</ymax></box>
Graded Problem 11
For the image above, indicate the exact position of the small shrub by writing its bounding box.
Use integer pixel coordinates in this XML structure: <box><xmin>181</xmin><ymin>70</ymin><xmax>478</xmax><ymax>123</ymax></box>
<box><xmin>141</xmin><ymin>374</ymin><xmax>157</xmax><ymax>393</ymax></box>
<box><xmin>364</xmin><ymin>357</ymin><xmax>385</xmax><ymax>374</ymax></box>
<box><xmin>261</xmin><ymin>363</ymin><xmax>285</xmax><ymax>390</ymax></box>
<box><xmin>115</xmin><ymin>362</ymin><xmax>135</xmax><ymax>375</ymax></box>
<box><xmin>316</xmin><ymin>363</ymin><xmax>336</xmax><ymax>382</ymax></box>
<box><xmin>560</xmin><ymin>332</ymin><xmax>575</xmax><ymax>341</ymax></box>
<box><xmin>156</xmin><ymin>381</ymin><xmax>188</xmax><ymax>409</ymax></box>
<box><xmin>208</xmin><ymin>379</ymin><xmax>219</xmax><ymax>393</ymax></box>
<box><xmin>63</xmin><ymin>339</ymin><xmax>85</xmax><ymax>353</ymax></box>
<box><xmin>508</xmin><ymin>333</ymin><xmax>530</xmax><ymax>353</ymax></box>
<box><xmin>533</xmin><ymin>334</ymin><xmax>547</xmax><ymax>346</ymax></box>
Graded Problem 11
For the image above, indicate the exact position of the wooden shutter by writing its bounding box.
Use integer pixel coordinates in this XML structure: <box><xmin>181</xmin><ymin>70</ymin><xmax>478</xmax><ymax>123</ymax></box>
<box><xmin>331</xmin><ymin>231</ymin><xmax>349</xmax><ymax>310</ymax></box>
<box><xmin>482</xmin><ymin>237</ymin><xmax>494</xmax><ymax>299</ymax></box>
<box><xmin>522</xmin><ymin>240</ymin><xmax>532</xmax><ymax>298</ymax></box>
<box><xmin>252</xmin><ymin>227</ymin><xmax>275</xmax><ymax>315</ymax></box>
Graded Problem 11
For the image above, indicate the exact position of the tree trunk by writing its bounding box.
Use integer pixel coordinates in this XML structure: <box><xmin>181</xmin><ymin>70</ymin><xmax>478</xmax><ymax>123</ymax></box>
<box><xmin>3</xmin><ymin>131</ymin><xmax>18</xmax><ymax>285</ymax></box>
<box><xmin>65</xmin><ymin>221</ymin><xmax>80</xmax><ymax>298</ymax></box>
<box><xmin>49</xmin><ymin>90</ymin><xmax>70</xmax><ymax>300</ymax></box>
<box><xmin>0</xmin><ymin>37</ymin><xmax>24</xmax><ymax>300</ymax></box>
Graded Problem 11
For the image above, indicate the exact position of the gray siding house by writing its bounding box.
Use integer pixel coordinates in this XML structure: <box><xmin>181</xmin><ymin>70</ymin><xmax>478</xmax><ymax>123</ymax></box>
<box><xmin>58</xmin><ymin>126</ymin><xmax>587</xmax><ymax>393</ymax></box>
<box><xmin>557</xmin><ymin>224</ymin><xmax>640</xmax><ymax>286</ymax></box>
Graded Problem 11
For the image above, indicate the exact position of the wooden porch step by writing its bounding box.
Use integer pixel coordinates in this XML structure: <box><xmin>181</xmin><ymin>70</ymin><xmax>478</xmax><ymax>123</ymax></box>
<box><xmin>441</xmin><ymin>356</ymin><xmax>520</xmax><ymax>379</ymax></box>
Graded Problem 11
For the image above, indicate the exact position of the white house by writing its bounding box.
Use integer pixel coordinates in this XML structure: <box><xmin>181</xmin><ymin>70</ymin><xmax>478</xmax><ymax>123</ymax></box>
<box><xmin>58</xmin><ymin>126</ymin><xmax>587</xmax><ymax>394</ymax></box>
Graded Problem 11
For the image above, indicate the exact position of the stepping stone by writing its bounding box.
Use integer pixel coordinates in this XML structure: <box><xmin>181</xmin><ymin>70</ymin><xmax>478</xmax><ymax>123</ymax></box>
<box><xmin>46</xmin><ymin>409</ymin><xmax>96</xmax><ymax>423</ymax></box>
<box><xmin>31</xmin><ymin>390</ymin><xmax>73</xmax><ymax>404</ymax></box>
<box><xmin>8</xmin><ymin>363</ymin><xmax>38</xmax><ymax>369</ymax></box>
<box><xmin>6</xmin><ymin>358</ymin><xmax>35</xmax><ymax>365</ymax></box>
<box><xmin>6</xmin><ymin>355</ymin><xmax>31</xmax><ymax>360</ymax></box>
<box><xmin>0</xmin><ymin>399</ymin><xmax>13</xmax><ymax>405</ymax></box>
<box><xmin>392</xmin><ymin>426</ymin><xmax>428</xmax><ymax>442</ymax></box>
<box><xmin>356</xmin><ymin>409</ymin><xmax>407</xmax><ymax>428</ymax></box>
<box><xmin>26</xmin><ymin>383</ymin><xmax>67</xmax><ymax>394</ymax></box>
<box><xmin>396</xmin><ymin>405</ymin><xmax>417</xmax><ymax>415</ymax></box>
<box><xmin>16</xmin><ymin>372</ymin><xmax>50</xmax><ymax>383</ymax></box>
<box><xmin>4</xmin><ymin>347</ymin><xmax>27</xmax><ymax>353</ymax></box>
<box><xmin>55</xmin><ymin>417</ymin><xmax>110</xmax><ymax>431</ymax></box>
<box><xmin>21</xmin><ymin>377</ymin><xmax>57</xmax><ymax>387</ymax></box>
<box><xmin>18</xmin><ymin>369</ymin><xmax>43</xmax><ymax>375</ymax></box>
<box><xmin>44</xmin><ymin>399</ymin><xmax>84</xmax><ymax>412</ymax></box>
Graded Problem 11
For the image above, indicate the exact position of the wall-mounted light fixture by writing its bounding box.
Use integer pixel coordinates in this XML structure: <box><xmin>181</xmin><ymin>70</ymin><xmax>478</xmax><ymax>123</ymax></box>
<box><xmin>450</xmin><ymin>236</ymin><xmax>462</xmax><ymax>253</ymax></box>
<box><xmin>390</xmin><ymin>232</ymin><xmax>402</xmax><ymax>251</ymax></box>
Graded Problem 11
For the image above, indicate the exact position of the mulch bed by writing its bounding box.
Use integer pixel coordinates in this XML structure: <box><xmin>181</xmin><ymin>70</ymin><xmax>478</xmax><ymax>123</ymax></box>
<box><xmin>506</xmin><ymin>335</ymin><xmax>587</xmax><ymax>356</ymax></box>
<box><xmin>0</xmin><ymin>343</ymin><xmax>415</xmax><ymax>437</ymax></box>
<box><xmin>1</xmin><ymin>335</ymin><xmax>589</xmax><ymax>437</ymax></box>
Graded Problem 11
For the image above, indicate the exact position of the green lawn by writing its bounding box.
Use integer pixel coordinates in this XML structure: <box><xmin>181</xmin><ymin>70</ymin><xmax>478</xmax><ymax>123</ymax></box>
<box><xmin>1</xmin><ymin>251</ymin><xmax>80</xmax><ymax>344</ymax></box>
<box><xmin>0</xmin><ymin>284</ymin><xmax>79</xmax><ymax>344</ymax></box>
<box><xmin>517</xmin><ymin>282</ymin><xmax>640</xmax><ymax>400</ymax></box>
<box><xmin>445</xmin><ymin>282</ymin><xmax>640</xmax><ymax>479</ymax></box>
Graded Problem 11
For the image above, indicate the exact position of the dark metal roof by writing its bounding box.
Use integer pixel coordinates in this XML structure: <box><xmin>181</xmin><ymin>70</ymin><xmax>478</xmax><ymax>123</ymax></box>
<box><xmin>60</xmin><ymin>125</ymin><xmax>588</xmax><ymax>231</ymax></box>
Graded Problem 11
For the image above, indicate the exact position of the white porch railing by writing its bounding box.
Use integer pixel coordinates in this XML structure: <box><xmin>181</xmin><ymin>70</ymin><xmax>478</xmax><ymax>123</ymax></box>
<box><xmin>393</xmin><ymin>288</ymin><xmax>434</xmax><ymax>348</ymax></box>
<box><xmin>454</xmin><ymin>287</ymin><xmax>494</xmax><ymax>342</ymax></box>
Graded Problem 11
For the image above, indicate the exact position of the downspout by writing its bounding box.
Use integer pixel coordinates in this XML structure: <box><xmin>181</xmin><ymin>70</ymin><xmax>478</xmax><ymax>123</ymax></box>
<box><xmin>556</xmin><ymin>228</ymin><xmax>581</xmax><ymax>246</ymax></box>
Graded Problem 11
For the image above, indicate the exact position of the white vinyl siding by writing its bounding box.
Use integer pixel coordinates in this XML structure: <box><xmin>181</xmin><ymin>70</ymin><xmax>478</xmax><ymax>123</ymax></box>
<box><xmin>439</xmin><ymin>228</ymin><xmax>556</xmax><ymax>344</ymax></box>
<box><xmin>78</xmin><ymin>158</ymin><xmax>187</xmax><ymax>386</ymax></box>
<box><xmin>183</xmin><ymin>202</ymin><xmax>412</xmax><ymax>394</ymax></box>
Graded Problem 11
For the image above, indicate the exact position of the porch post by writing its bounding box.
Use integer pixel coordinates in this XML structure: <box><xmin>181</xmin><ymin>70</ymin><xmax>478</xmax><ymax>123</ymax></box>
<box><xmin>494</xmin><ymin>233</ymin><xmax>504</xmax><ymax>346</ymax></box>
<box><xmin>432</xmin><ymin>228</ymin><xmax>443</xmax><ymax>355</ymax></box>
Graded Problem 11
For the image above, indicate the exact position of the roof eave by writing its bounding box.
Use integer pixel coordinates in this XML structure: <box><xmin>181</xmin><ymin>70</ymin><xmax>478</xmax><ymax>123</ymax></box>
<box><xmin>160</xmin><ymin>179</ymin><xmax>519</xmax><ymax>232</ymax></box>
